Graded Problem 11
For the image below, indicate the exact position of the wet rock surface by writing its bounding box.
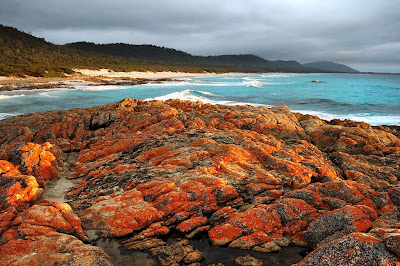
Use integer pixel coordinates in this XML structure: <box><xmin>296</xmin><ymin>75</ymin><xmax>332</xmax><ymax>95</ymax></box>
<box><xmin>235</xmin><ymin>254</ymin><xmax>263</xmax><ymax>266</ymax></box>
<box><xmin>0</xmin><ymin>98</ymin><xmax>399</xmax><ymax>265</ymax></box>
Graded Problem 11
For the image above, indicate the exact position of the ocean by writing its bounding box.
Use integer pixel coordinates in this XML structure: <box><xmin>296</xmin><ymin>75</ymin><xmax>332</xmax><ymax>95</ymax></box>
<box><xmin>1</xmin><ymin>73</ymin><xmax>399</xmax><ymax>125</ymax></box>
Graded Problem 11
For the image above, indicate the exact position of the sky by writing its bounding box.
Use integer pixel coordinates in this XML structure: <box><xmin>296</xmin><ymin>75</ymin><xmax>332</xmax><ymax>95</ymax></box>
<box><xmin>1</xmin><ymin>0</ymin><xmax>399</xmax><ymax>73</ymax></box>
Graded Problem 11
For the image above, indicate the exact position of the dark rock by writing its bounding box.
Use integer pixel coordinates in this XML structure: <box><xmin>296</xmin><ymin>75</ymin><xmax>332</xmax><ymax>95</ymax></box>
<box><xmin>305</xmin><ymin>206</ymin><xmax>372</xmax><ymax>248</ymax></box>
<box><xmin>183</xmin><ymin>249</ymin><xmax>204</xmax><ymax>264</ymax></box>
<box><xmin>296</xmin><ymin>233</ymin><xmax>398</xmax><ymax>266</ymax></box>
<box><xmin>234</xmin><ymin>254</ymin><xmax>263</xmax><ymax>266</ymax></box>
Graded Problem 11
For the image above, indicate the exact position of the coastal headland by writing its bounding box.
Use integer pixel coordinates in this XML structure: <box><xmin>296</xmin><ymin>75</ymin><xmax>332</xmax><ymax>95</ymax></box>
<box><xmin>0</xmin><ymin>98</ymin><xmax>399</xmax><ymax>265</ymax></box>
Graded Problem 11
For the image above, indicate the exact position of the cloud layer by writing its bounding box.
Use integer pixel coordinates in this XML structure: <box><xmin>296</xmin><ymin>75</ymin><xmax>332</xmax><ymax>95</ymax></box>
<box><xmin>1</xmin><ymin>0</ymin><xmax>399</xmax><ymax>72</ymax></box>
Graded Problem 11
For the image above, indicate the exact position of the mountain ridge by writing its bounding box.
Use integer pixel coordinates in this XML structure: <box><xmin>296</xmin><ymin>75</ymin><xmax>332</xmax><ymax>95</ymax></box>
<box><xmin>1</xmin><ymin>24</ymin><xmax>328</xmax><ymax>76</ymax></box>
<box><xmin>303</xmin><ymin>61</ymin><xmax>359</xmax><ymax>73</ymax></box>
<box><xmin>65</xmin><ymin>41</ymin><xmax>308</xmax><ymax>71</ymax></box>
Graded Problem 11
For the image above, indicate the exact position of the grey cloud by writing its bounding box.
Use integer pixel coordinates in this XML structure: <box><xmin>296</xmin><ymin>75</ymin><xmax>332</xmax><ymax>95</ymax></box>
<box><xmin>1</xmin><ymin>0</ymin><xmax>399</xmax><ymax>72</ymax></box>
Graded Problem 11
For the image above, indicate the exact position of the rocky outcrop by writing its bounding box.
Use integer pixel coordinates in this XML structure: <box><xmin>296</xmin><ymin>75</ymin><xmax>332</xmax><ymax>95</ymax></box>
<box><xmin>0</xmin><ymin>202</ymin><xmax>111</xmax><ymax>265</ymax></box>
<box><xmin>296</xmin><ymin>233</ymin><xmax>398</xmax><ymax>266</ymax></box>
<box><xmin>0</xmin><ymin>143</ymin><xmax>112</xmax><ymax>265</ymax></box>
<box><xmin>1</xmin><ymin>98</ymin><xmax>399</xmax><ymax>265</ymax></box>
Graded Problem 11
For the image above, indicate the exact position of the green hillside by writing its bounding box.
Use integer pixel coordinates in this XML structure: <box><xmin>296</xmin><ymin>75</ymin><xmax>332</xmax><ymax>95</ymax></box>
<box><xmin>0</xmin><ymin>24</ymin><xmax>320</xmax><ymax>77</ymax></box>
<box><xmin>302</xmin><ymin>61</ymin><xmax>359</xmax><ymax>73</ymax></box>
<box><xmin>66</xmin><ymin>42</ymin><xmax>309</xmax><ymax>72</ymax></box>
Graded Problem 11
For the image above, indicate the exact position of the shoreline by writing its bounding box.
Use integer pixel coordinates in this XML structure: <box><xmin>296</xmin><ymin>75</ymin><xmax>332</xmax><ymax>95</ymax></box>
<box><xmin>0</xmin><ymin>95</ymin><xmax>399</xmax><ymax>133</ymax></box>
<box><xmin>0</xmin><ymin>69</ymin><xmax>256</xmax><ymax>88</ymax></box>
<box><xmin>0</xmin><ymin>70</ymin><xmax>399</xmax><ymax>128</ymax></box>
<box><xmin>0</xmin><ymin>69</ymin><xmax>260</xmax><ymax>93</ymax></box>
<box><xmin>1</xmin><ymin>69</ymin><xmax>397</xmax><ymax>87</ymax></box>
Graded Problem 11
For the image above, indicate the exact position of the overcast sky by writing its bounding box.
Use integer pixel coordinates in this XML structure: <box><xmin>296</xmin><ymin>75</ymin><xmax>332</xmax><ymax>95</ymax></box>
<box><xmin>1</xmin><ymin>0</ymin><xmax>399</xmax><ymax>72</ymax></box>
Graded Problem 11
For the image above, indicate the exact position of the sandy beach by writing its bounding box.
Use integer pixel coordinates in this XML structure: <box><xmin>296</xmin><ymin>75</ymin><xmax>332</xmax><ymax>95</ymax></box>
<box><xmin>0</xmin><ymin>69</ymin><xmax>253</xmax><ymax>90</ymax></box>
<box><xmin>0</xmin><ymin>70</ymin><xmax>198</xmax><ymax>90</ymax></box>
<box><xmin>0</xmin><ymin>69</ymin><xmax>247</xmax><ymax>84</ymax></box>
<box><xmin>0</xmin><ymin>69</ymin><xmax>256</xmax><ymax>92</ymax></box>
<box><xmin>73</xmin><ymin>69</ymin><xmax>218</xmax><ymax>79</ymax></box>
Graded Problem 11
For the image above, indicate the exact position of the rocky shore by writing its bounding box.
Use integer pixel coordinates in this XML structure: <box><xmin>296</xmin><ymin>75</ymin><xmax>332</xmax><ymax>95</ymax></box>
<box><xmin>0</xmin><ymin>98</ymin><xmax>399</xmax><ymax>265</ymax></box>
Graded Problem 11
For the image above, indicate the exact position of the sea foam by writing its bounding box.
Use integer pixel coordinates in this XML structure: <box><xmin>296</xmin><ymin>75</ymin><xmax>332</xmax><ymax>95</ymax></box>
<box><xmin>0</xmin><ymin>112</ymin><xmax>17</xmax><ymax>120</ymax></box>
<box><xmin>146</xmin><ymin>89</ymin><xmax>210</xmax><ymax>102</ymax></box>
<box><xmin>80</xmin><ymin>85</ymin><xmax>125</xmax><ymax>91</ymax></box>
<box><xmin>0</xmin><ymin>94</ymin><xmax>26</xmax><ymax>100</ymax></box>
<box><xmin>145</xmin><ymin>89</ymin><xmax>267</xmax><ymax>107</ymax></box>
<box><xmin>292</xmin><ymin>109</ymin><xmax>400</xmax><ymax>126</ymax></box>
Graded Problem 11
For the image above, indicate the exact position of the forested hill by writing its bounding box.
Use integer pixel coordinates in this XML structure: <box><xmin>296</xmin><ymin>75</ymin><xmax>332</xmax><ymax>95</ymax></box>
<box><xmin>0</xmin><ymin>25</ymin><xmax>131</xmax><ymax>76</ymax></box>
<box><xmin>65</xmin><ymin>42</ymin><xmax>307</xmax><ymax>71</ymax></box>
<box><xmin>1</xmin><ymin>24</ymin><xmax>322</xmax><ymax>77</ymax></box>
<box><xmin>65</xmin><ymin>42</ymin><xmax>193</xmax><ymax>62</ymax></box>
<box><xmin>302</xmin><ymin>61</ymin><xmax>359</xmax><ymax>73</ymax></box>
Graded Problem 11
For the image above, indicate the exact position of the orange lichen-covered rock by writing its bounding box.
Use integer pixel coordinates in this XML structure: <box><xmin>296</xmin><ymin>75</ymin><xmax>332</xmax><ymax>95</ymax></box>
<box><xmin>276</xmin><ymin>198</ymin><xmax>319</xmax><ymax>221</ymax></box>
<box><xmin>0</xmin><ymin>206</ymin><xmax>18</xmax><ymax>235</ymax></box>
<box><xmin>283</xmin><ymin>188</ymin><xmax>329</xmax><ymax>210</ymax></box>
<box><xmin>208</xmin><ymin>205</ymin><xmax>290</xmax><ymax>250</ymax></box>
<box><xmin>330</xmin><ymin>151</ymin><xmax>399</xmax><ymax>191</ymax></box>
<box><xmin>78</xmin><ymin>189</ymin><xmax>162</xmax><ymax>237</ymax></box>
<box><xmin>209</xmin><ymin>223</ymin><xmax>243</xmax><ymax>246</ymax></box>
<box><xmin>176</xmin><ymin>216</ymin><xmax>208</xmax><ymax>233</ymax></box>
<box><xmin>11</xmin><ymin>201</ymin><xmax>88</xmax><ymax>241</ymax></box>
<box><xmin>141</xmin><ymin>222</ymin><xmax>170</xmax><ymax>237</ymax></box>
<box><xmin>136</xmin><ymin>176</ymin><xmax>238</xmax><ymax>222</ymax></box>
<box><xmin>77</xmin><ymin>138</ymin><xmax>144</xmax><ymax>163</ymax></box>
<box><xmin>317</xmin><ymin>180</ymin><xmax>365</xmax><ymax>204</ymax></box>
<box><xmin>0</xmin><ymin>99</ymin><xmax>399</xmax><ymax>264</ymax></box>
<box><xmin>0</xmin><ymin>223</ymin><xmax>111</xmax><ymax>266</ymax></box>
<box><xmin>228</xmin><ymin>230</ymin><xmax>275</xmax><ymax>250</ymax></box>
<box><xmin>191</xmin><ymin>138</ymin><xmax>216</xmax><ymax>147</ymax></box>
<box><xmin>136</xmin><ymin>146</ymin><xmax>172</xmax><ymax>163</ymax></box>
<box><xmin>0</xmin><ymin>160</ymin><xmax>20</xmax><ymax>176</ymax></box>
<box><xmin>0</xmin><ymin>174</ymin><xmax>43</xmax><ymax>209</ymax></box>
<box><xmin>304</xmin><ymin>205</ymin><xmax>374</xmax><ymax>248</ymax></box>
<box><xmin>16</xmin><ymin>142</ymin><xmax>56</xmax><ymax>180</ymax></box>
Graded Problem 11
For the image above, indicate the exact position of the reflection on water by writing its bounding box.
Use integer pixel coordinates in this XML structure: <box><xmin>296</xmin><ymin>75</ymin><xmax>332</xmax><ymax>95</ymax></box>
<box><xmin>92</xmin><ymin>237</ymin><xmax>158</xmax><ymax>266</ymax></box>
<box><xmin>90</xmin><ymin>231</ymin><xmax>309</xmax><ymax>266</ymax></box>
<box><xmin>188</xmin><ymin>236</ymin><xmax>307</xmax><ymax>266</ymax></box>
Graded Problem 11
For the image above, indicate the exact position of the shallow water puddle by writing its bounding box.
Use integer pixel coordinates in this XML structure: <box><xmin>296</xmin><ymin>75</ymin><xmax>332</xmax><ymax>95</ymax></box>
<box><xmin>90</xmin><ymin>232</ymin><xmax>308</xmax><ymax>266</ymax></box>
<box><xmin>93</xmin><ymin>237</ymin><xmax>158</xmax><ymax>266</ymax></box>
<box><xmin>189</xmin><ymin>237</ymin><xmax>308</xmax><ymax>265</ymax></box>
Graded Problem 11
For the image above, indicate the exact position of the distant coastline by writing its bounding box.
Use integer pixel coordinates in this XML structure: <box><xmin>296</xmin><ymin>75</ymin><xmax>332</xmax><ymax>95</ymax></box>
<box><xmin>1</xmin><ymin>69</ymin><xmax>398</xmax><ymax>91</ymax></box>
<box><xmin>0</xmin><ymin>69</ymin><xmax>264</xmax><ymax>91</ymax></box>
<box><xmin>1</xmin><ymin>72</ymin><xmax>399</xmax><ymax>128</ymax></box>
<box><xmin>0</xmin><ymin>69</ymin><xmax>207</xmax><ymax>91</ymax></box>
<box><xmin>0</xmin><ymin>24</ymin><xmax>339</xmax><ymax>78</ymax></box>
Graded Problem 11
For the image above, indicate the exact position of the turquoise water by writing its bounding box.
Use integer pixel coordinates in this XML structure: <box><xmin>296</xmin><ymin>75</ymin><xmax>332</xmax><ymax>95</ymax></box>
<box><xmin>0</xmin><ymin>73</ymin><xmax>399</xmax><ymax>125</ymax></box>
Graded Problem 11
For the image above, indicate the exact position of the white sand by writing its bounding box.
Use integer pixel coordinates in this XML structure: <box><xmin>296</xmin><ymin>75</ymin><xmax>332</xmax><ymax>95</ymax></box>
<box><xmin>73</xmin><ymin>69</ymin><xmax>249</xmax><ymax>79</ymax></box>
<box><xmin>0</xmin><ymin>69</ymin><xmax>254</xmax><ymax>86</ymax></box>
<box><xmin>0</xmin><ymin>76</ymin><xmax>24</xmax><ymax>81</ymax></box>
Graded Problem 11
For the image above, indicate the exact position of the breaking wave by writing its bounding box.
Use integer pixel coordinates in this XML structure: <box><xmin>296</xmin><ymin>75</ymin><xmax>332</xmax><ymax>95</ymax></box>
<box><xmin>0</xmin><ymin>112</ymin><xmax>18</xmax><ymax>120</ymax></box>
<box><xmin>292</xmin><ymin>109</ymin><xmax>400</xmax><ymax>126</ymax></box>
<box><xmin>80</xmin><ymin>85</ymin><xmax>125</xmax><ymax>91</ymax></box>
<box><xmin>0</xmin><ymin>94</ymin><xmax>26</xmax><ymax>100</ymax></box>
<box><xmin>145</xmin><ymin>89</ymin><xmax>266</xmax><ymax>107</ymax></box>
<box><xmin>146</xmin><ymin>89</ymin><xmax>213</xmax><ymax>102</ymax></box>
